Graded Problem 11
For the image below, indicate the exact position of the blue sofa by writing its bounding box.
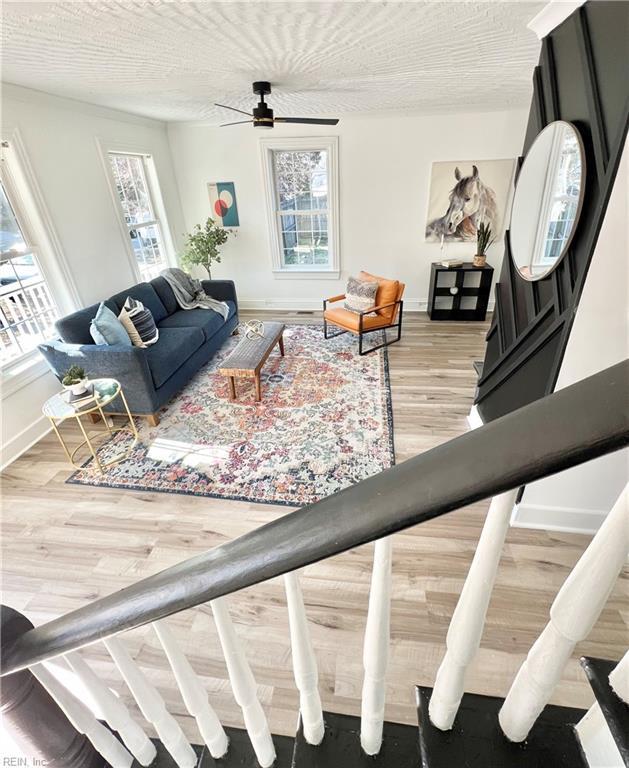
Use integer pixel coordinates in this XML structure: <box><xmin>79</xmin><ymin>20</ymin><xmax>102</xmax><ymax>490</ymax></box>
<box><xmin>38</xmin><ymin>277</ymin><xmax>238</xmax><ymax>424</ymax></box>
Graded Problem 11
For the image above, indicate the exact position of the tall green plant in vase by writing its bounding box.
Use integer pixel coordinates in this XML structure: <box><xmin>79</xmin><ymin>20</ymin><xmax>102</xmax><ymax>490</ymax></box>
<box><xmin>180</xmin><ymin>218</ymin><xmax>234</xmax><ymax>279</ymax></box>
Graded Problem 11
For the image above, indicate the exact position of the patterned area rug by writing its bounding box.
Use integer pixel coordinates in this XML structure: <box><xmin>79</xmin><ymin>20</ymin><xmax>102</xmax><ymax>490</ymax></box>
<box><xmin>67</xmin><ymin>325</ymin><xmax>394</xmax><ymax>506</ymax></box>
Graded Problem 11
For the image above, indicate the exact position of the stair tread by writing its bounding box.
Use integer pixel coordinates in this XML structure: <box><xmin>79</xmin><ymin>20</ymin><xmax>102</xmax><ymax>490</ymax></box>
<box><xmin>133</xmin><ymin>729</ymin><xmax>294</xmax><ymax>768</ymax></box>
<box><xmin>580</xmin><ymin>656</ymin><xmax>629</xmax><ymax>766</ymax></box>
<box><xmin>291</xmin><ymin>711</ymin><xmax>420</xmax><ymax>768</ymax></box>
<box><xmin>416</xmin><ymin>686</ymin><xmax>588</xmax><ymax>768</ymax></box>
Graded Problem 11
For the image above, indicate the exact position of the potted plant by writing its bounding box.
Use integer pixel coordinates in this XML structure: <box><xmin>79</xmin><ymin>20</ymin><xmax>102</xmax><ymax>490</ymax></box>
<box><xmin>61</xmin><ymin>365</ymin><xmax>88</xmax><ymax>395</ymax></box>
<box><xmin>474</xmin><ymin>221</ymin><xmax>495</xmax><ymax>267</ymax></box>
<box><xmin>180</xmin><ymin>217</ymin><xmax>234</xmax><ymax>279</ymax></box>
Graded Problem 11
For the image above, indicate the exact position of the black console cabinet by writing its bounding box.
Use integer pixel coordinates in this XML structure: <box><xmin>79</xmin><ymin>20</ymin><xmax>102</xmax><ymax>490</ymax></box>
<box><xmin>427</xmin><ymin>262</ymin><xmax>493</xmax><ymax>321</ymax></box>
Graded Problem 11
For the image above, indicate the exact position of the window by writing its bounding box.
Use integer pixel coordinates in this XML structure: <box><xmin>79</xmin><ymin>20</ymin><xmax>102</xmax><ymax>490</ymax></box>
<box><xmin>108</xmin><ymin>152</ymin><xmax>171</xmax><ymax>281</ymax></box>
<box><xmin>532</xmin><ymin>126</ymin><xmax>581</xmax><ymax>275</ymax></box>
<box><xmin>0</xmin><ymin>178</ymin><xmax>58</xmax><ymax>366</ymax></box>
<box><xmin>541</xmin><ymin>130</ymin><xmax>580</xmax><ymax>264</ymax></box>
<box><xmin>261</xmin><ymin>137</ymin><xmax>339</xmax><ymax>277</ymax></box>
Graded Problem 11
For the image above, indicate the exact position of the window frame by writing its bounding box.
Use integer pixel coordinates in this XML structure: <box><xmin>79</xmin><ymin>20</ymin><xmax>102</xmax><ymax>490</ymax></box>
<box><xmin>260</xmin><ymin>136</ymin><xmax>340</xmax><ymax>279</ymax></box>
<box><xmin>1</xmin><ymin>128</ymin><xmax>78</xmax><ymax>378</ymax></box>
<box><xmin>530</xmin><ymin>126</ymin><xmax>581</xmax><ymax>276</ymax></box>
<box><xmin>98</xmin><ymin>140</ymin><xmax>176</xmax><ymax>283</ymax></box>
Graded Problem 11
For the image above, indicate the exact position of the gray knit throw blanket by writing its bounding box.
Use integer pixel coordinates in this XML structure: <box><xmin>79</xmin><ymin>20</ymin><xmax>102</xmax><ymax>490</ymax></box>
<box><xmin>160</xmin><ymin>268</ymin><xmax>229</xmax><ymax>320</ymax></box>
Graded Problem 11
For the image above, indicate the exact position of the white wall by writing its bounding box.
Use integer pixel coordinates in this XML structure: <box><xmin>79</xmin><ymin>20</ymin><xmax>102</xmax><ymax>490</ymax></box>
<box><xmin>513</xmin><ymin>138</ymin><xmax>629</xmax><ymax>534</ymax></box>
<box><xmin>1</xmin><ymin>84</ymin><xmax>186</xmax><ymax>466</ymax></box>
<box><xmin>167</xmin><ymin>109</ymin><xmax>528</xmax><ymax>310</ymax></box>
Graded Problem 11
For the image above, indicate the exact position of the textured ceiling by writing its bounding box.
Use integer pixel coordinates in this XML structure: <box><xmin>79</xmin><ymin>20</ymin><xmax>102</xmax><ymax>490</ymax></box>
<box><xmin>1</xmin><ymin>1</ymin><xmax>544</xmax><ymax>123</ymax></box>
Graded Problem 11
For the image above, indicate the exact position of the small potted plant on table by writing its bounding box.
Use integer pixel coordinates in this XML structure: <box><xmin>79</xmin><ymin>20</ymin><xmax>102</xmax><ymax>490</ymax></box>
<box><xmin>61</xmin><ymin>365</ymin><xmax>88</xmax><ymax>395</ymax></box>
<box><xmin>474</xmin><ymin>221</ymin><xmax>495</xmax><ymax>267</ymax></box>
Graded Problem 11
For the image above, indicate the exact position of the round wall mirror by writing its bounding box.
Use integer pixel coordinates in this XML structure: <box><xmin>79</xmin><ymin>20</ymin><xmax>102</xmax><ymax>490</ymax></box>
<box><xmin>510</xmin><ymin>121</ymin><xmax>585</xmax><ymax>281</ymax></box>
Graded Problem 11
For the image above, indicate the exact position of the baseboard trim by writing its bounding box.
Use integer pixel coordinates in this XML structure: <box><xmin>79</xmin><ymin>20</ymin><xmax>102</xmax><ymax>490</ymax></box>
<box><xmin>240</xmin><ymin>298</ymin><xmax>495</xmax><ymax>313</ymax></box>
<box><xmin>1</xmin><ymin>414</ymin><xmax>52</xmax><ymax>470</ymax></box>
<box><xmin>511</xmin><ymin>502</ymin><xmax>607</xmax><ymax>535</ymax></box>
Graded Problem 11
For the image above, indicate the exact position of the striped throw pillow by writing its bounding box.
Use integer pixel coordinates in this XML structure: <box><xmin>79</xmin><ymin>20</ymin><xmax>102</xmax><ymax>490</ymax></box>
<box><xmin>344</xmin><ymin>276</ymin><xmax>378</xmax><ymax>315</ymax></box>
<box><xmin>119</xmin><ymin>296</ymin><xmax>159</xmax><ymax>347</ymax></box>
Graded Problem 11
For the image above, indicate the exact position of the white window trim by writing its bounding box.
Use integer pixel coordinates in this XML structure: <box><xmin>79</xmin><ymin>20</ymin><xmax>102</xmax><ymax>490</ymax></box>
<box><xmin>1</xmin><ymin>127</ymin><xmax>80</xmax><ymax>387</ymax></box>
<box><xmin>260</xmin><ymin>136</ymin><xmax>340</xmax><ymax>279</ymax></box>
<box><xmin>96</xmin><ymin>137</ymin><xmax>176</xmax><ymax>283</ymax></box>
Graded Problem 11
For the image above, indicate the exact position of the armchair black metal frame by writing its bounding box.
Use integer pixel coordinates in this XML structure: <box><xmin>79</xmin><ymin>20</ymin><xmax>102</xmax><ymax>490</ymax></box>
<box><xmin>323</xmin><ymin>297</ymin><xmax>404</xmax><ymax>356</ymax></box>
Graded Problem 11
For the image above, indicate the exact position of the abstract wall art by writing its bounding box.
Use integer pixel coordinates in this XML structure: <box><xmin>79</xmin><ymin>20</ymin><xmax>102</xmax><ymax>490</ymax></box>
<box><xmin>208</xmin><ymin>181</ymin><xmax>240</xmax><ymax>227</ymax></box>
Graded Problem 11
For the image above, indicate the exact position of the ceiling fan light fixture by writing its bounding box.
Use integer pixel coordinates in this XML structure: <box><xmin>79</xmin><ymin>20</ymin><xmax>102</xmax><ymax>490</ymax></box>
<box><xmin>217</xmin><ymin>82</ymin><xmax>340</xmax><ymax>129</ymax></box>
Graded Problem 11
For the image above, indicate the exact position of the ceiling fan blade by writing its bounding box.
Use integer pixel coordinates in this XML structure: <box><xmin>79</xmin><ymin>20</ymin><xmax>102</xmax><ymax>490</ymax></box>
<box><xmin>220</xmin><ymin>120</ymin><xmax>253</xmax><ymax>127</ymax></box>
<box><xmin>214</xmin><ymin>103</ymin><xmax>253</xmax><ymax>117</ymax></box>
<box><xmin>275</xmin><ymin>117</ymin><xmax>339</xmax><ymax>125</ymax></box>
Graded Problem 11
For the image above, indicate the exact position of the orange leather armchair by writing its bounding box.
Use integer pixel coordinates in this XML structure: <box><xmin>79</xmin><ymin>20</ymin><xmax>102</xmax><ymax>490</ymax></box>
<box><xmin>323</xmin><ymin>271</ymin><xmax>405</xmax><ymax>355</ymax></box>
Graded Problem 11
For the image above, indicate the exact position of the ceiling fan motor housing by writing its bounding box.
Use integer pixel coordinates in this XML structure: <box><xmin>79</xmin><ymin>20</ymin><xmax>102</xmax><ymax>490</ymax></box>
<box><xmin>253</xmin><ymin>103</ymin><xmax>274</xmax><ymax>127</ymax></box>
<box><xmin>252</xmin><ymin>81</ymin><xmax>274</xmax><ymax>127</ymax></box>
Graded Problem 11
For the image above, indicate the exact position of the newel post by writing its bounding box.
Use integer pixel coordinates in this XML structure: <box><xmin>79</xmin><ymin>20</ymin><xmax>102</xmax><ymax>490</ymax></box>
<box><xmin>0</xmin><ymin>605</ymin><xmax>105</xmax><ymax>768</ymax></box>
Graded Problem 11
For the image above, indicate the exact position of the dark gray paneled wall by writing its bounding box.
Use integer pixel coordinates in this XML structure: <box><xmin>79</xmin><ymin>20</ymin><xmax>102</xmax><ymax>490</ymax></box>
<box><xmin>475</xmin><ymin>1</ymin><xmax>629</xmax><ymax>422</ymax></box>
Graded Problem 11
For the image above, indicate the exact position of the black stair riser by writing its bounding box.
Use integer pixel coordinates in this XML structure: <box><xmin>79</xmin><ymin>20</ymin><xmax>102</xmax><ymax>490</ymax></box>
<box><xmin>416</xmin><ymin>686</ymin><xmax>588</xmax><ymax>768</ymax></box>
<box><xmin>291</xmin><ymin>711</ymin><xmax>420</xmax><ymax>768</ymax></box>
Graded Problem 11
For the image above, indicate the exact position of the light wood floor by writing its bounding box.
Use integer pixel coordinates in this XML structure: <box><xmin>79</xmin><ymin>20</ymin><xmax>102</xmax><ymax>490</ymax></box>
<box><xmin>1</xmin><ymin>311</ymin><xmax>627</xmax><ymax>743</ymax></box>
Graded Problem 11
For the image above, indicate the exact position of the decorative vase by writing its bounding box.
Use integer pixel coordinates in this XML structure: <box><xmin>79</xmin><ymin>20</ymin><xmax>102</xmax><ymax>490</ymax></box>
<box><xmin>64</xmin><ymin>379</ymin><xmax>88</xmax><ymax>395</ymax></box>
<box><xmin>473</xmin><ymin>254</ymin><xmax>487</xmax><ymax>268</ymax></box>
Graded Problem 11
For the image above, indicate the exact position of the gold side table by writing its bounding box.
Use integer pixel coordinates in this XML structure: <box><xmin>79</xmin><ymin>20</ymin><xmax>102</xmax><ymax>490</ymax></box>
<box><xmin>43</xmin><ymin>378</ymin><xmax>138</xmax><ymax>474</ymax></box>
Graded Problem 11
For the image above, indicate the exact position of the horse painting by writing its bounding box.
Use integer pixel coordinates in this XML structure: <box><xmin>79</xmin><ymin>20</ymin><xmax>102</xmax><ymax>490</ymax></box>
<box><xmin>426</xmin><ymin>165</ymin><xmax>500</xmax><ymax>242</ymax></box>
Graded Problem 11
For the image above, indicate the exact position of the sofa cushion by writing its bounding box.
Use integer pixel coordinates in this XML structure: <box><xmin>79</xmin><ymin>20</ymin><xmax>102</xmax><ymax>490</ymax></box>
<box><xmin>90</xmin><ymin>303</ymin><xmax>132</xmax><ymax>346</ymax></box>
<box><xmin>108</xmin><ymin>282</ymin><xmax>168</xmax><ymax>323</ymax></box>
<box><xmin>324</xmin><ymin>307</ymin><xmax>392</xmax><ymax>333</ymax></box>
<box><xmin>55</xmin><ymin>300</ymin><xmax>118</xmax><ymax>345</ymax></box>
<box><xmin>144</xmin><ymin>327</ymin><xmax>205</xmax><ymax>389</ymax></box>
<box><xmin>120</xmin><ymin>297</ymin><xmax>159</xmax><ymax>346</ymax></box>
<box><xmin>150</xmin><ymin>276</ymin><xmax>178</xmax><ymax>315</ymax></box>
<box><xmin>157</xmin><ymin>301</ymin><xmax>237</xmax><ymax>341</ymax></box>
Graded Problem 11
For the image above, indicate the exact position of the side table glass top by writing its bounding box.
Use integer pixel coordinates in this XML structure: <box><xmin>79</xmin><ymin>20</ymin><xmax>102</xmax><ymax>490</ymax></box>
<box><xmin>42</xmin><ymin>378</ymin><xmax>121</xmax><ymax>420</ymax></box>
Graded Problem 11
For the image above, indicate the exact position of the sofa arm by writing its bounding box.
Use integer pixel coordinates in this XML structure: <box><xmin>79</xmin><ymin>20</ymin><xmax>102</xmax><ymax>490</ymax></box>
<box><xmin>201</xmin><ymin>279</ymin><xmax>238</xmax><ymax>311</ymax></box>
<box><xmin>38</xmin><ymin>340</ymin><xmax>156</xmax><ymax>413</ymax></box>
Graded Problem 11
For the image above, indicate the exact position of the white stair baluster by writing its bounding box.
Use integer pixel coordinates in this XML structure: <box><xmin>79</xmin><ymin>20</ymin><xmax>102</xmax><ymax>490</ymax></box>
<box><xmin>609</xmin><ymin>650</ymin><xmax>629</xmax><ymax>704</ymax></box>
<box><xmin>153</xmin><ymin>620</ymin><xmax>229</xmax><ymax>759</ymax></box>
<box><xmin>430</xmin><ymin>490</ymin><xmax>518</xmax><ymax>729</ymax></box>
<box><xmin>211</xmin><ymin>597</ymin><xmax>276</xmax><ymax>768</ymax></box>
<box><xmin>360</xmin><ymin>537</ymin><xmax>393</xmax><ymax>756</ymax></box>
<box><xmin>499</xmin><ymin>483</ymin><xmax>629</xmax><ymax>742</ymax></box>
<box><xmin>104</xmin><ymin>636</ymin><xmax>197</xmax><ymax>768</ymax></box>
<box><xmin>31</xmin><ymin>663</ymin><xmax>133</xmax><ymax>768</ymax></box>
<box><xmin>284</xmin><ymin>571</ymin><xmax>325</xmax><ymax>745</ymax></box>
<box><xmin>576</xmin><ymin>701</ymin><xmax>625</xmax><ymax>767</ymax></box>
<box><xmin>65</xmin><ymin>651</ymin><xmax>156</xmax><ymax>766</ymax></box>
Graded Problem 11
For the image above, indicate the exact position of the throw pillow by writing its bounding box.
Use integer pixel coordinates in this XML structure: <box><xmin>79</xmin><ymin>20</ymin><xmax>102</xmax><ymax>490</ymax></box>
<box><xmin>118</xmin><ymin>307</ymin><xmax>146</xmax><ymax>348</ymax></box>
<box><xmin>344</xmin><ymin>276</ymin><xmax>378</xmax><ymax>315</ymax></box>
<box><xmin>358</xmin><ymin>271</ymin><xmax>400</xmax><ymax>317</ymax></box>
<box><xmin>90</xmin><ymin>303</ymin><xmax>132</xmax><ymax>346</ymax></box>
<box><xmin>120</xmin><ymin>296</ymin><xmax>159</xmax><ymax>346</ymax></box>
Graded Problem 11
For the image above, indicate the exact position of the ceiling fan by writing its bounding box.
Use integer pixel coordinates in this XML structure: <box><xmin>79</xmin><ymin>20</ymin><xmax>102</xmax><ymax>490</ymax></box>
<box><xmin>215</xmin><ymin>81</ymin><xmax>339</xmax><ymax>129</ymax></box>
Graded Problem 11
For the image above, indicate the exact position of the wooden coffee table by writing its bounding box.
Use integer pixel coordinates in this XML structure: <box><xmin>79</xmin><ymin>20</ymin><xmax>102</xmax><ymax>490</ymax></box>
<box><xmin>219</xmin><ymin>322</ymin><xmax>285</xmax><ymax>401</ymax></box>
